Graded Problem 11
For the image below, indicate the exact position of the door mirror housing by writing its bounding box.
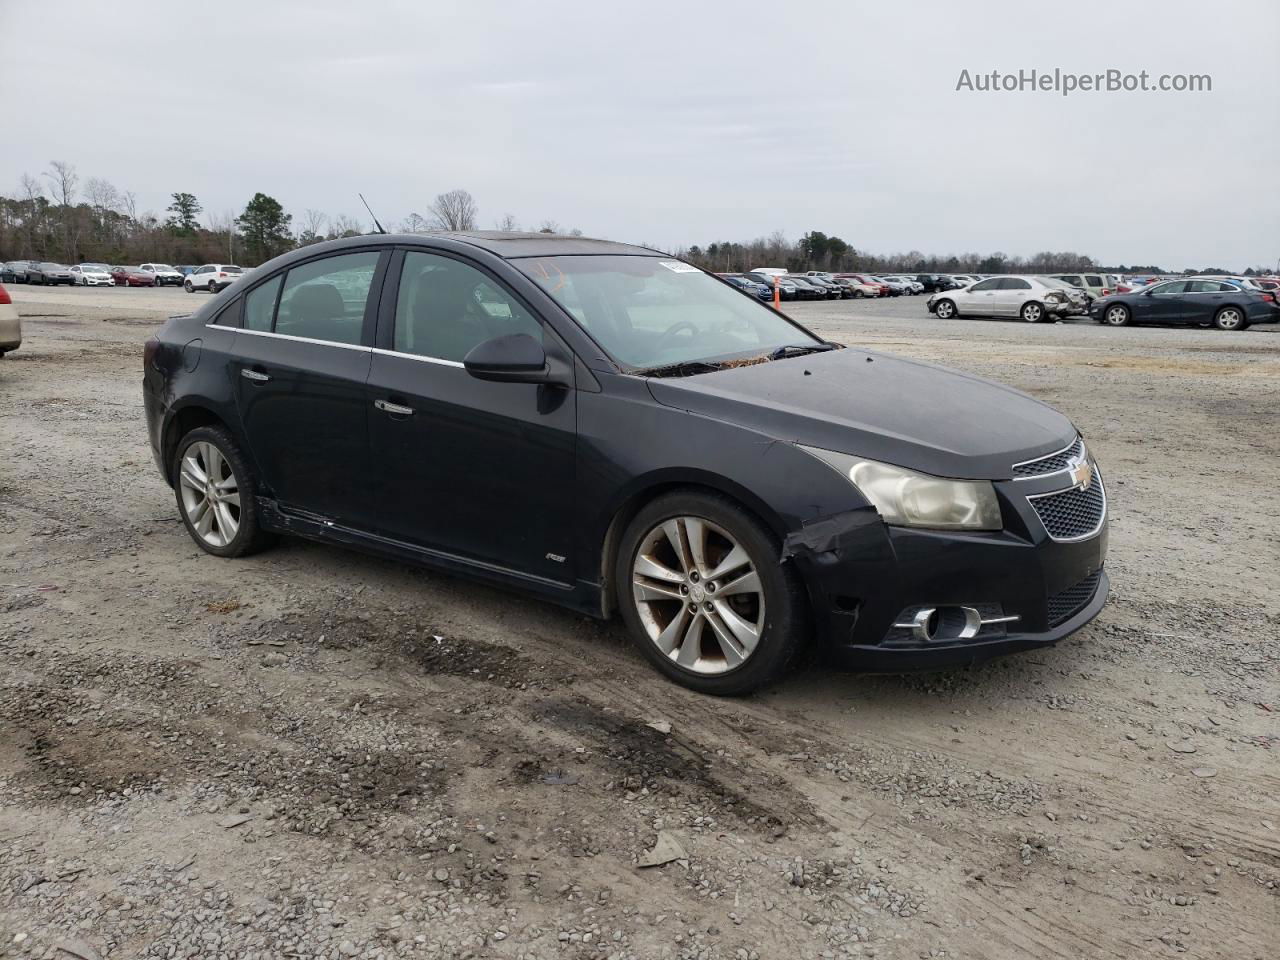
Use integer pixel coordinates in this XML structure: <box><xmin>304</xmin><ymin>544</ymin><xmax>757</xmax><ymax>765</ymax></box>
<box><xmin>464</xmin><ymin>334</ymin><xmax>566</xmax><ymax>385</ymax></box>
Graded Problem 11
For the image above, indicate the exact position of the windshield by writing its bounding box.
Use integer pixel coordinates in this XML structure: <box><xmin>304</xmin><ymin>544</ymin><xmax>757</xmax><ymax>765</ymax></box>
<box><xmin>222</xmin><ymin>266</ymin><xmax>244</xmax><ymax>274</ymax></box>
<box><xmin>516</xmin><ymin>255</ymin><xmax>821</xmax><ymax>371</ymax></box>
<box><xmin>83</xmin><ymin>263</ymin><xmax>110</xmax><ymax>272</ymax></box>
<box><xmin>153</xmin><ymin>263</ymin><xmax>175</xmax><ymax>272</ymax></box>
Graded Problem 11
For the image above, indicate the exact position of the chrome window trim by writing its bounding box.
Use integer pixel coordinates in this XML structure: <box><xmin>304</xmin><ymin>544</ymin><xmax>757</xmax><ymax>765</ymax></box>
<box><xmin>1010</xmin><ymin>436</ymin><xmax>1084</xmax><ymax>482</ymax></box>
<box><xmin>370</xmin><ymin>347</ymin><xmax>465</xmax><ymax>369</ymax></box>
<box><xmin>204</xmin><ymin>324</ymin><xmax>370</xmax><ymax>352</ymax></box>
<box><xmin>1025</xmin><ymin>472</ymin><xmax>1107</xmax><ymax>543</ymax></box>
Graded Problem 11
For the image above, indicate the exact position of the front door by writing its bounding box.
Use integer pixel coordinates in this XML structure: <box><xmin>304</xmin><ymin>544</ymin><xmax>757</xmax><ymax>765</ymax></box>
<box><xmin>365</xmin><ymin>249</ymin><xmax>578</xmax><ymax>584</ymax></box>
<box><xmin>1142</xmin><ymin>280</ymin><xmax>1190</xmax><ymax>324</ymax></box>
<box><xmin>964</xmin><ymin>278</ymin><xmax>1002</xmax><ymax>315</ymax></box>
<box><xmin>232</xmin><ymin>249</ymin><xmax>385</xmax><ymax>528</ymax></box>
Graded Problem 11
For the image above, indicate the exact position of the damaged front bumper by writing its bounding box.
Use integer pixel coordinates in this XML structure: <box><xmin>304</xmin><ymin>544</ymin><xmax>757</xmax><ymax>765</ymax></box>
<box><xmin>782</xmin><ymin>504</ymin><xmax>1108</xmax><ymax>672</ymax></box>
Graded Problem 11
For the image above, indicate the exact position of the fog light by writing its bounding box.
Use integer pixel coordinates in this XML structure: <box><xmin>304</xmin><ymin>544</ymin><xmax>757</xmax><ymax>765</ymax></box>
<box><xmin>892</xmin><ymin>605</ymin><xmax>1020</xmax><ymax>643</ymax></box>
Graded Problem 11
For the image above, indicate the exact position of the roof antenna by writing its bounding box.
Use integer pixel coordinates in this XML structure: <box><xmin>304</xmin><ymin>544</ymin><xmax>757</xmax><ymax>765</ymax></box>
<box><xmin>358</xmin><ymin>193</ymin><xmax>387</xmax><ymax>235</ymax></box>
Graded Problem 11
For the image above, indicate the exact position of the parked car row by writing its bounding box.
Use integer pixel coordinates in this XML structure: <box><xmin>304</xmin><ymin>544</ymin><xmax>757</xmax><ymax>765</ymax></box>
<box><xmin>0</xmin><ymin>260</ymin><xmax>245</xmax><ymax>292</ymax></box>
<box><xmin>924</xmin><ymin>273</ymin><xmax>1278</xmax><ymax>330</ymax></box>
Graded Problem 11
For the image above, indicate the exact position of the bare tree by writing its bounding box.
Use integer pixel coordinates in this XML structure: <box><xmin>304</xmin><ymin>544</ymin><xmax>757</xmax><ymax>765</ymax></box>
<box><xmin>536</xmin><ymin>219</ymin><xmax>562</xmax><ymax>235</ymax></box>
<box><xmin>297</xmin><ymin>208</ymin><xmax>329</xmax><ymax>244</ymax></box>
<box><xmin>494</xmin><ymin>213</ymin><xmax>519</xmax><ymax>232</ymax></box>
<box><xmin>401</xmin><ymin>212</ymin><xmax>430</xmax><ymax>234</ymax></box>
<box><xmin>329</xmin><ymin>214</ymin><xmax>363</xmax><ymax>238</ymax></box>
<box><xmin>427</xmin><ymin>189</ymin><xmax>477</xmax><ymax>231</ymax></box>
<box><xmin>43</xmin><ymin>161</ymin><xmax>80</xmax><ymax>260</ymax></box>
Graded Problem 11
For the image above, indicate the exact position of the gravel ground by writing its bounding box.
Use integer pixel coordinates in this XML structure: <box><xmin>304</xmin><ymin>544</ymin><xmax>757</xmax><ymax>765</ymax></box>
<box><xmin>1</xmin><ymin>286</ymin><xmax>1277</xmax><ymax>960</ymax></box>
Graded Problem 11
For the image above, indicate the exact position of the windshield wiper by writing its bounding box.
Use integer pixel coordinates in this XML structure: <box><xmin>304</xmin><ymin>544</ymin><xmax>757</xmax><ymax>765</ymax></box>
<box><xmin>768</xmin><ymin>342</ymin><xmax>838</xmax><ymax>360</ymax></box>
<box><xmin>636</xmin><ymin>360</ymin><xmax>726</xmax><ymax>378</ymax></box>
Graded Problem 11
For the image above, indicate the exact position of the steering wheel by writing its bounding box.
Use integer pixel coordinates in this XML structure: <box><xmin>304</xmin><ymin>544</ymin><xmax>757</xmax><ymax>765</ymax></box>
<box><xmin>654</xmin><ymin>321</ymin><xmax>699</xmax><ymax>352</ymax></box>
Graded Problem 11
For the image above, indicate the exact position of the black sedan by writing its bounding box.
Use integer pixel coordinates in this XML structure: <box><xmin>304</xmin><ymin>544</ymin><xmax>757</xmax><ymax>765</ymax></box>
<box><xmin>782</xmin><ymin>275</ymin><xmax>829</xmax><ymax>300</ymax></box>
<box><xmin>143</xmin><ymin>233</ymin><xmax>1108</xmax><ymax>695</ymax></box>
<box><xmin>1091</xmin><ymin>278</ymin><xmax>1277</xmax><ymax>330</ymax></box>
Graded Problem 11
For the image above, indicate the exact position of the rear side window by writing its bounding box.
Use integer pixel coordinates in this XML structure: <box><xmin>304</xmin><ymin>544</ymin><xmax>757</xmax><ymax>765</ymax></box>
<box><xmin>1001</xmin><ymin>278</ymin><xmax>1031</xmax><ymax>290</ymax></box>
<box><xmin>393</xmin><ymin>252</ymin><xmax>541</xmax><ymax>362</ymax></box>
<box><xmin>275</xmin><ymin>252</ymin><xmax>379</xmax><ymax>345</ymax></box>
<box><xmin>244</xmin><ymin>275</ymin><xmax>283</xmax><ymax>331</ymax></box>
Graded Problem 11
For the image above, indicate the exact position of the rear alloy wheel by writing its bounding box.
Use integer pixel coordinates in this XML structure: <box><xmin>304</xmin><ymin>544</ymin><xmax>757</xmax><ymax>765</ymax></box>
<box><xmin>1214</xmin><ymin>307</ymin><xmax>1246</xmax><ymax>331</ymax></box>
<box><xmin>174</xmin><ymin>426</ymin><xmax>273</xmax><ymax>558</ymax></box>
<box><xmin>1103</xmin><ymin>304</ymin><xmax>1130</xmax><ymax>326</ymax></box>
<box><xmin>934</xmin><ymin>298</ymin><xmax>956</xmax><ymax>319</ymax></box>
<box><xmin>1020</xmin><ymin>301</ymin><xmax>1044</xmax><ymax>323</ymax></box>
<box><xmin>617</xmin><ymin>492</ymin><xmax>806</xmax><ymax>695</ymax></box>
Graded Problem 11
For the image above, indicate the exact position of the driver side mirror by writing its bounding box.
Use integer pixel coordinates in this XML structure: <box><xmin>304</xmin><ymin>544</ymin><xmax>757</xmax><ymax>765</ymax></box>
<box><xmin>463</xmin><ymin>334</ymin><xmax>568</xmax><ymax>386</ymax></box>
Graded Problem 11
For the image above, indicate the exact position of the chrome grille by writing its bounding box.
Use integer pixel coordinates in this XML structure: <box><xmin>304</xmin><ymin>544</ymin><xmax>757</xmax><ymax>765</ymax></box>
<box><xmin>1047</xmin><ymin>570</ymin><xmax>1102</xmax><ymax>626</ymax></box>
<box><xmin>1028</xmin><ymin>476</ymin><xmax>1106</xmax><ymax>541</ymax></box>
<box><xmin>1012</xmin><ymin>438</ymin><xmax>1085</xmax><ymax>479</ymax></box>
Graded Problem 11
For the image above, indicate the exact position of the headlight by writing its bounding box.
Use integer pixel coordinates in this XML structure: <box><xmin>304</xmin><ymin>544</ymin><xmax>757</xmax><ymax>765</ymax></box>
<box><xmin>800</xmin><ymin>447</ymin><xmax>1002</xmax><ymax>531</ymax></box>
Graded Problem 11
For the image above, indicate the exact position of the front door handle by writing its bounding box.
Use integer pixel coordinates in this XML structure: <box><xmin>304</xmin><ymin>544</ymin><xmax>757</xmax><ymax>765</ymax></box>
<box><xmin>241</xmin><ymin>368</ymin><xmax>270</xmax><ymax>383</ymax></box>
<box><xmin>374</xmin><ymin>399</ymin><xmax>415</xmax><ymax>417</ymax></box>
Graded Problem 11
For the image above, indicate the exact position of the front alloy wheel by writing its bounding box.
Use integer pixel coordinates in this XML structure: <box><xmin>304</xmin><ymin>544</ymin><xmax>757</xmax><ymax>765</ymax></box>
<box><xmin>1103</xmin><ymin>305</ymin><xmax>1130</xmax><ymax>326</ymax></box>
<box><xmin>617</xmin><ymin>492</ymin><xmax>806</xmax><ymax>695</ymax></box>
<box><xmin>934</xmin><ymin>299</ymin><xmax>956</xmax><ymax>319</ymax></box>
<box><xmin>631</xmin><ymin>516</ymin><xmax>764</xmax><ymax>675</ymax></box>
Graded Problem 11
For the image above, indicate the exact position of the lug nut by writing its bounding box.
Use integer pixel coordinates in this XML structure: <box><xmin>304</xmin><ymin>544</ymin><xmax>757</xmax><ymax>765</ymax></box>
<box><xmin>690</xmin><ymin>571</ymin><xmax>700</xmax><ymax>582</ymax></box>
<box><xmin>680</xmin><ymin>584</ymin><xmax>689</xmax><ymax>595</ymax></box>
<box><xmin>705</xmin><ymin>582</ymin><xmax>716</xmax><ymax>593</ymax></box>
<box><xmin>687</xmin><ymin>603</ymin><xmax>697</xmax><ymax>614</ymax></box>
<box><xmin>703</xmin><ymin>602</ymin><xmax>713</xmax><ymax>612</ymax></box>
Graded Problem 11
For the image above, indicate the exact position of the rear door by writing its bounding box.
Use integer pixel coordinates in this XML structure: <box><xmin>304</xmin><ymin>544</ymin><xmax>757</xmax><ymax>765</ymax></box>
<box><xmin>232</xmin><ymin>249</ymin><xmax>387</xmax><ymax>528</ymax></box>
<box><xmin>1183</xmin><ymin>279</ymin><xmax>1231</xmax><ymax>324</ymax></box>
<box><xmin>365</xmin><ymin>248</ymin><xmax>579</xmax><ymax>584</ymax></box>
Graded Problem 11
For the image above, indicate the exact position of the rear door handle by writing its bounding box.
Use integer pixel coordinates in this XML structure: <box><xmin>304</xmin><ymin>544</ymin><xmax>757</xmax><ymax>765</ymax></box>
<box><xmin>241</xmin><ymin>368</ymin><xmax>270</xmax><ymax>383</ymax></box>
<box><xmin>374</xmin><ymin>399</ymin><xmax>415</xmax><ymax>417</ymax></box>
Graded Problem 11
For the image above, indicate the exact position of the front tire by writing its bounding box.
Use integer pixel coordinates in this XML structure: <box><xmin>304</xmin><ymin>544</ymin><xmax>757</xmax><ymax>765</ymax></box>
<box><xmin>616</xmin><ymin>491</ymin><xmax>807</xmax><ymax>696</ymax></box>
<box><xmin>1214</xmin><ymin>307</ymin><xmax>1247</xmax><ymax>331</ymax></box>
<box><xmin>1102</xmin><ymin>304</ymin><xmax>1130</xmax><ymax>326</ymax></box>
<box><xmin>1020</xmin><ymin>301</ymin><xmax>1045</xmax><ymax>323</ymax></box>
<box><xmin>173</xmin><ymin>426</ymin><xmax>274</xmax><ymax>558</ymax></box>
<box><xmin>184</xmin><ymin>279</ymin><xmax>193</xmax><ymax>292</ymax></box>
<box><xmin>934</xmin><ymin>298</ymin><xmax>956</xmax><ymax>319</ymax></box>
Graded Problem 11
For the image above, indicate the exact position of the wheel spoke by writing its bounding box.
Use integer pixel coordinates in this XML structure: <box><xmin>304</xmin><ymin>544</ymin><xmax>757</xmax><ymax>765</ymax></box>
<box><xmin>634</xmin><ymin>554</ymin><xmax>684</xmax><ymax>584</ymax></box>
<box><xmin>661</xmin><ymin>520</ymin><xmax>692</xmax><ymax>575</ymax></box>
<box><xmin>633</xmin><ymin>579</ymin><xmax>684</xmax><ymax>602</ymax></box>
<box><xmin>706</xmin><ymin>544</ymin><xmax>750</xmax><ymax>582</ymax></box>
<box><xmin>703</xmin><ymin>610</ymin><xmax>747</xmax><ymax>668</ymax></box>
<box><xmin>204</xmin><ymin>444</ymin><xmax>224</xmax><ymax>484</ymax></box>
<box><xmin>652</xmin><ymin>606</ymin><xmax>691</xmax><ymax>656</ymax></box>
<box><xmin>220</xmin><ymin>490</ymin><xmax>241</xmax><ymax>509</ymax></box>
<box><xmin>683</xmin><ymin>517</ymin><xmax>709</xmax><ymax>575</ymax></box>
<box><xmin>716</xmin><ymin>569</ymin><xmax>761</xmax><ymax>598</ymax></box>
<box><xmin>675</xmin><ymin>615</ymin><xmax>704</xmax><ymax>668</ymax></box>
<box><xmin>180</xmin><ymin>457</ymin><xmax>206</xmax><ymax>489</ymax></box>
<box><xmin>193</xmin><ymin>501</ymin><xmax>214</xmax><ymax>538</ymax></box>
<box><xmin>214</xmin><ymin>501</ymin><xmax>239</xmax><ymax>541</ymax></box>
<box><xmin>712</xmin><ymin>599</ymin><xmax>760</xmax><ymax>654</ymax></box>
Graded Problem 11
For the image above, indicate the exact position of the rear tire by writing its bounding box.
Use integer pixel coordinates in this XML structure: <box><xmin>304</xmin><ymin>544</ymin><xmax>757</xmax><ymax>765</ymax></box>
<box><xmin>1020</xmin><ymin>301</ymin><xmax>1045</xmax><ymax>323</ymax></box>
<box><xmin>615</xmin><ymin>491</ymin><xmax>807</xmax><ymax>696</ymax></box>
<box><xmin>173</xmin><ymin>426</ymin><xmax>275</xmax><ymax>558</ymax></box>
<box><xmin>1213</xmin><ymin>307</ymin><xmax>1247</xmax><ymax>331</ymax></box>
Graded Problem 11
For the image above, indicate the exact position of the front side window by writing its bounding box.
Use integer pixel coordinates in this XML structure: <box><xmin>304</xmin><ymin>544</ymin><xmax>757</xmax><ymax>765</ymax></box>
<box><xmin>969</xmin><ymin>279</ymin><xmax>999</xmax><ymax>291</ymax></box>
<box><xmin>1152</xmin><ymin>281</ymin><xmax>1188</xmax><ymax>294</ymax></box>
<box><xmin>393</xmin><ymin>252</ymin><xmax>541</xmax><ymax>362</ymax></box>
<box><xmin>274</xmin><ymin>252</ymin><xmax>379</xmax><ymax>345</ymax></box>
<box><xmin>517</xmin><ymin>255</ymin><xmax>821</xmax><ymax>370</ymax></box>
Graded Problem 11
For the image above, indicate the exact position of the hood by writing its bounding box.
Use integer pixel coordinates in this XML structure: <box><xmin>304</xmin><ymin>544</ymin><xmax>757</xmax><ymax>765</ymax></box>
<box><xmin>645</xmin><ymin>348</ymin><xmax>1076</xmax><ymax>480</ymax></box>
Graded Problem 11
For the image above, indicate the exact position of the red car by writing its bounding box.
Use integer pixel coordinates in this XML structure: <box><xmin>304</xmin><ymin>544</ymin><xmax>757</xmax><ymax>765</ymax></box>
<box><xmin>840</xmin><ymin>273</ymin><xmax>891</xmax><ymax>297</ymax></box>
<box><xmin>111</xmin><ymin>266</ymin><xmax>157</xmax><ymax>287</ymax></box>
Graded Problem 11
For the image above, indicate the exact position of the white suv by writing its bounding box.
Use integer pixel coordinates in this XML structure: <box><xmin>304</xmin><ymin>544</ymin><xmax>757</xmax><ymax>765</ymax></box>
<box><xmin>139</xmin><ymin>263</ymin><xmax>184</xmax><ymax>287</ymax></box>
<box><xmin>185</xmin><ymin>264</ymin><xmax>246</xmax><ymax>293</ymax></box>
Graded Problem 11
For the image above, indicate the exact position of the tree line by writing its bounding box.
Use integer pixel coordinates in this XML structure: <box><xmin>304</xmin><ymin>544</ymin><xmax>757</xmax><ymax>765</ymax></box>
<box><xmin>0</xmin><ymin>161</ymin><xmax>1269</xmax><ymax>276</ymax></box>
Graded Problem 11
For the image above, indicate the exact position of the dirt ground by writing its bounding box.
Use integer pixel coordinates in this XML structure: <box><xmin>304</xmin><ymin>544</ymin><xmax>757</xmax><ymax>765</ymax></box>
<box><xmin>1</xmin><ymin>286</ymin><xmax>1276</xmax><ymax>960</ymax></box>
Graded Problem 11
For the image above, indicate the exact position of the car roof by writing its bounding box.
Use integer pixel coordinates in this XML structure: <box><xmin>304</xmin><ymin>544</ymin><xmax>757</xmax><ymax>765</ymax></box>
<box><xmin>277</xmin><ymin>231</ymin><xmax>666</xmax><ymax>261</ymax></box>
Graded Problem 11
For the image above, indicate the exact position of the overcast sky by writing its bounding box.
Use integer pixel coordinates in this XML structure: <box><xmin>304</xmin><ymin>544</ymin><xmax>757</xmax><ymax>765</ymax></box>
<box><xmin>3</xmin><ymin>0</ymin><xmax>1277</xmax><ymax>269</ymax></box>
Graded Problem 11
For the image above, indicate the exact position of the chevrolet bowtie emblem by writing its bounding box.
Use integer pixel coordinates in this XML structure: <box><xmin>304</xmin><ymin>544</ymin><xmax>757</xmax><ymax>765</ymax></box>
<box><xmin>1069</xmin><ymin>460</ymin><xmax>1093</xmax><ymax>489</ymax></box>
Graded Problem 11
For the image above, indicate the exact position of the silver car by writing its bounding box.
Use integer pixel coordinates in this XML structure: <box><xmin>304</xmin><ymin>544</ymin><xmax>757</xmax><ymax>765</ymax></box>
<box><xmin>928</xmin><ymin>275</ymin><xmax>1085</xmax><ymax>323</ymax></box>
<box><xmin>26</xmin><ymin>261</ymin><xmax>75</xmax><ymax>285</ymax></box>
